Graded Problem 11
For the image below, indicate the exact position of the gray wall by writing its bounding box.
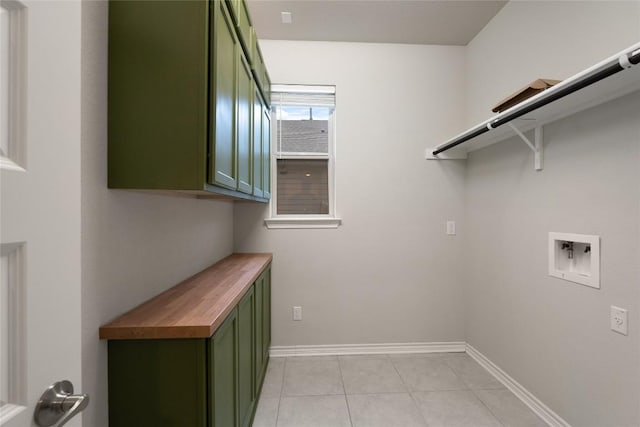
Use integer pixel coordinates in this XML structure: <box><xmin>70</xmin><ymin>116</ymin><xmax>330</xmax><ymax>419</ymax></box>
<box><xmin>465</xmin><ymin>92</ymin><xmax>640</xmax><ymax>427</ymax></box>
<box><xmin>466</xmin><ymin>0</ymin><xmax>640</xmax><ymax>127</ymax></box>
<box><xmin>234</xmin><ymin>41</ymin><xmax>468</xmax><ymax>347</ymax></box>
<box><xmin>80</xmin><ymin>2</ymin><xmax>234</xmax><ymax>425</ymax></box>
<box><xmin>77</xmin><ymin>1</ymin><xmax>640</xmax><ymax>425</ymax></box>
<box><xmin>464</xmin><ymin>1</ymin><xmax>640</xmax><ymax>425</ymax></box>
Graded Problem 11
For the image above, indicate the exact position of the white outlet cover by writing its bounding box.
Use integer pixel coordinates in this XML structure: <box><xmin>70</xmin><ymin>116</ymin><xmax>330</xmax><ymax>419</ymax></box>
<box><xmin>446</xmin><ymin>221</ymin><xmax>456</xmax><ymax>235</ymax></box>
<box><xmin>611</xmin><ymin>306</ymin><xmax>628</xmax><ymax>336</ymax></box>
<box><xmin>281</xmin><ymin>11</ymin><xmax>293</xmax><ymax>24</ymax></box>
<box><xmin>293</xmin><ymin>306</ymin><xmax>302</xmax><ymax>321</ymax></box>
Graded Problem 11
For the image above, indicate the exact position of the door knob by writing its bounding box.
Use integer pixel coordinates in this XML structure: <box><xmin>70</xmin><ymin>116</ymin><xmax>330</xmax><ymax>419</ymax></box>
<box><xmin>34</xmin><ymin>380</ymin><xmax>89</xmax><ymax>427</ymax></box>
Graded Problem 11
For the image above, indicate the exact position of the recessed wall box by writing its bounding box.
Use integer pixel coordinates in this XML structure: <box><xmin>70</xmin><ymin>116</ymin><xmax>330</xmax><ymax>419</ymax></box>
<box><xmin>548</xmin><ymin>232</ymin><xmax>600</xmax><ymax>288</ymax></box>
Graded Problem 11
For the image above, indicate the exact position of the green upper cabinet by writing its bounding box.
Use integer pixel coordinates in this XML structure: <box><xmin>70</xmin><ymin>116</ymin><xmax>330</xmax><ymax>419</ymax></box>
<box><xmin>108</xmin><ymin>0</ymin><xmax>209</xmax><ymax>190</ymax></box>
<box><xmin>108</xmin><ymin>0</ymin><xmax>270</xmax><ymax>202</ymax></box>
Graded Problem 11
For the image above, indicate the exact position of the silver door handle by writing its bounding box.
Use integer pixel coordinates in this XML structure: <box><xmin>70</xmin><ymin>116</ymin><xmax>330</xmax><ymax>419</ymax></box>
<box><xmin>34</xmin><ymin>380</ymin><xmax>89</xmax><ymax>427</ymax></box>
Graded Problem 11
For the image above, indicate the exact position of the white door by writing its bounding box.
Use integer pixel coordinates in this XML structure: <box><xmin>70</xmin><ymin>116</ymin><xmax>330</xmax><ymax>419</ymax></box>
<box><xmin>0</xmin><ymin>0</ymin><xmax>83</xmax><ymax>426</ymax></box>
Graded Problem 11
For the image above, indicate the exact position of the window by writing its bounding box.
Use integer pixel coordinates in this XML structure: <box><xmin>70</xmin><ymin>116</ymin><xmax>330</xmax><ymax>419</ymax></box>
<box><xmin>265</xmin><ymin>85</ymin><xmax>341</xmax><ymax>229</ymax></box>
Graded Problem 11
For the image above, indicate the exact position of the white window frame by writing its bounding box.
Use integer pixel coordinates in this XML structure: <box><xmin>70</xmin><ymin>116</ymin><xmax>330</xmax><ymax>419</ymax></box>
<box><xmin>265</xmin><ymin>84</ymin><xmax>341</xmax><ymax>229</ymax></box>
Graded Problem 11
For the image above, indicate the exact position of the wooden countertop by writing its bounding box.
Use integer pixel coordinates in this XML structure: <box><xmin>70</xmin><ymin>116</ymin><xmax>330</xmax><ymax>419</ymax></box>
<box><xmin>99</xmin><ymin>253</ymin><xmax>272</xmax><ymax>340</ymax></box>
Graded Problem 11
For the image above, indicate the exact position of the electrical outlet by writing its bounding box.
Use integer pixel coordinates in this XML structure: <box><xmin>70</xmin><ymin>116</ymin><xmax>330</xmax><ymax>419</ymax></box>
<box><xmin>446</xmin><ymin>221</ymin><xmax>456</xmax><ymax>235</ymax></box>
<box><xmin>611</xmin><ymin>306</ymin><xmax>628</xmax><ymax>335</ymax></box>
<box><xmin>293</xmin><ymin>306</ymin><xmax>302</xmax><ymax>321</ymax></box>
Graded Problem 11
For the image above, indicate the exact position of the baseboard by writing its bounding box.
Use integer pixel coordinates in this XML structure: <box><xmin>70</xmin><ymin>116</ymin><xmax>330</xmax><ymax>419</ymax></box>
<box><xmin>466</xmin><ymin>344</ymin><xmax>571</xmax><ymax>427</ymax></box>
<box><xmin>269</xmin><ymin>341</ymin><xmax>466</xmax><ymax>357</ymax></box>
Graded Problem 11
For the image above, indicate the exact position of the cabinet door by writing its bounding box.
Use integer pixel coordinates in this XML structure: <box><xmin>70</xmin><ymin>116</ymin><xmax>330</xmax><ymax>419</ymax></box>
<box><xmin>225</xmin><ymin>0</ymin><xmax>239</xmax><ymax>23</ymax></box>
<box><xmin>262</xmin><ymin>268</ymin><xmax>271</xmax><ymax>361</ymax></box>
<box><xmin>237</xmin><ymin>287</ymin><xmax>255</xmax><ymax>427</ymax></box>
<box><xmin>231</xmin><ymin>0</ymin><xmax>252</xmax><ymax>61</ymax></box>
<box><xmin>262</xmin><ymin>105</ymin><xmax>271</xmax><ymax>199</ymax></box>
<box><xmin>254</xmin><ymin>274</ymin><xmax>265</xmax><ymax>385</ymax></box>
<box><xmin>262</xmin><ymin>69</ymin><xmax>271</xmax><ymax>106</ymax></box>
<box><xmin>236</xmin><ymin>49</ymin><xmax>253</xmax><ymax>194</ymax></box>
<box><xmin>210</xmin><ymin>0</ymin><xmax>238</xmax><ymax>189</ymax></box>
<box><xmin>252</xmin><ymin>86</ymin><xmax>264</xmax><ymax>198</ymax></box>
<box><xmin>210</xmin><ymin>307</ymin><xmax>238</xmax><ymax>427</ymax></box>
<box><xmin>250</xmin><ymin>31</ymin><xmax>263</xmax><ymax>90</ymax></box>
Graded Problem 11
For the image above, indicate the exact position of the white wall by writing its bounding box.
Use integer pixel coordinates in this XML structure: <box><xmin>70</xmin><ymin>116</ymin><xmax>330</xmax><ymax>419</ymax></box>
<box><xmin>464</xmin><ymin>2</ymin><xmax>640</xmax><ymax>425</ymax></box>
<box><xmin>80</xmin><ymin>2</ymin><xmax>234</xmax><ymax>425</ymax></box>
<box><xmin>234</xmin><ymin>41</ymin><xmax>468</xmax><ymax>347</ymax></box>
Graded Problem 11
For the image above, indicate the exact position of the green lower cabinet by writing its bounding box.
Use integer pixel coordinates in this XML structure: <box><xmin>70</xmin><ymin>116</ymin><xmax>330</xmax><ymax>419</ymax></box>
<box><xmin>210</xmin><ymin>308</ymin><xmax>238</xmax><ymax>427</ymax></box>
<box><xmin>108</xmin><ymin>339</ymin><xmax>207</xmax><ymax>427</ymax></box>
<box><xmin>107</xmin><ymin>273</ymin><xmax>271</xmax><ymax>427</ymax></box>
<box><xmin>237</xmin><ymin>287</ymin><xmax>255</xmax><ymax>427</ymax></box>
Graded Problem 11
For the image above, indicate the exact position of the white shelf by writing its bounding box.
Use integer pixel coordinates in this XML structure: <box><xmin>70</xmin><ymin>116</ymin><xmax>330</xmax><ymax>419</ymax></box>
<box><xmin>428</xmin><ymin>42</ymin><xmax>640</xmax><ymax>158</ymax></box>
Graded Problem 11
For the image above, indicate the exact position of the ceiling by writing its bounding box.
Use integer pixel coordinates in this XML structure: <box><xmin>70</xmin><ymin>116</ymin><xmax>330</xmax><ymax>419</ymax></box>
<box><xmin>246</xmin><ymin>0</ymin><xmax>508</xmax><ymax>46</ymax></box>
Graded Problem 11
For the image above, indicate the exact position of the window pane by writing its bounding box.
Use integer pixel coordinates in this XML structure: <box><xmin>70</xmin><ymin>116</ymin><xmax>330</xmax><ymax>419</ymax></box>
<box><xmin>276</xmin><ymin>106</ymin><xmax>330</xmax><ymax>154</ymax></box>
<box><xmin>277</xmin><ymin>159</ymin><xmax>329</xmax><ymax>215</ymax></box>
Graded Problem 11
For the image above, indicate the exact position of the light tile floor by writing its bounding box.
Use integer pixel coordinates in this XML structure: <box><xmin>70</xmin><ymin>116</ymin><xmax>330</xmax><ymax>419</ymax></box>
<box><xmin>252</xmin><ymin>353</ymin><xmax>547</xmax><ymax>427</ymax></box>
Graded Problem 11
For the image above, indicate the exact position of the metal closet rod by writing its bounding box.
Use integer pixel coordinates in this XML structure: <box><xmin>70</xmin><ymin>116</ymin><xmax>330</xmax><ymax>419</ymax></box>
<box><xmin>432</xmin><ymin>47</ymin><xmax>640</xmax><ymax>156</ymax></box>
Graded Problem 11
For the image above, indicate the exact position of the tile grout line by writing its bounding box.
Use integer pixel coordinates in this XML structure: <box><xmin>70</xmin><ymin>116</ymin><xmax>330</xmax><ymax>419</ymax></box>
<box><xmin>388</xmin><ymin>354</ymin><xmax>431</xmax><ymax>427</ymax></box>
<box><xmin>387</xmin><ymin>353</ymin><xmax>411</xmax><ymax>394</ymax></box>
<box><xmin>273</xmin><ymin>357</ymin><xmax>286</xmax><ymax>427</ymax></box>
<box><xmin>336</xmin><ymin>356</ymin><xmax>355</xmax><ymax>427</ymax></box>
<box><xmin>469</xmin><ymin>388</ymin><xmax>508</xmax><ymax>427</ymax></box>
<box><xmin>395</xmin><ymin>352</ymin><xmax>499</xmax><ymax>426</ymax></box>
<box><xmin>441</xmin><ymin>355</ymin><xmax>474</xmax><ymax>390</ymax></box>
<box><xmin>408</xmin><ymin>391</ymin><xmax>431</xmax><ymax>427</ymax></box>
<box><xmin>443</xmin><ymin>353</ymin><xmax>506</xmax><ymax>427</ymax></box>
<box><xmin>342</xmin><ymin>390</ymin><xmax>417</xmax><ymax>396</ymax></box>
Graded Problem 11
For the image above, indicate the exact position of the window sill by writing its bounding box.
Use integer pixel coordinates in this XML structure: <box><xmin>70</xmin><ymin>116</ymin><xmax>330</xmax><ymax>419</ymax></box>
<box><xmin>264</xmin><ymin>217</ymin><xmax>342</xmax><ymax>229</ymax></box>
